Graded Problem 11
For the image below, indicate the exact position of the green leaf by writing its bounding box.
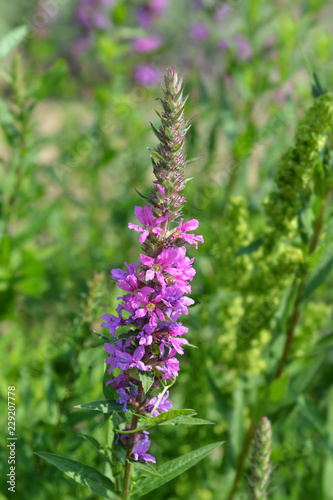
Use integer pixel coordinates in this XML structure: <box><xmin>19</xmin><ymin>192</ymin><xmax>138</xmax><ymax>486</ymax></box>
<box><xmin>0</xmin><ymin>26</ymin><xmax>28</xmax><ymax>58</ymax></box>
<box><xmin>312</xmin><ymin>332</ymin><xmax>333</xmax><ymax>352</ymax></box>
<box><xmin>34</xmin><ymin>452</ymin><xmax>117</xmax><ymax>499</ymax></box>
<box><xmin>206</xmin><ymin>369</ymin><xmax>231</xmax><ymax>423</ymax></box>
<box><xmin>138</xmin><ymin>371</ymin><xmax>155</xmax><ymax>394</ymax></box>
<box><xmin>35</xmin><ymin>59</ymin><xmax>68</xmax><ymax>99</ymax></box>
<box><xmin>313</xmin><ymin>161</ymin><xmax>327</xmax><ymax>199</ymax></box>
<box><xmin>312</xmin><ymin>72</ymin><xmax>326</xmax><ymax>98</ymax></box>
<box><xmin>135</xmin><ymin>188</ymin><xmax>149</xmax><ymax>201</ymax></box>
<box><xmin>143</xmin><ymin>409</ymin><xmax>197</xmax><ymax>428</ymax></box>
<box><xmin>323</xmin><ymin>386</ymin><xmax>333</xmax><ymax>496</ymax></box>
<box><xmin>0</xmin><ymin>99</ymin><xmax>20</xmax><ymax>146</ymax></box>
<box><xmin>159</xmin><ymin>415</ymin><xmax>214</xmax><ymax>426</ymax></box>
<box><xmin>235</xmin><ymin>238</ymin><xmax>262</xmax><ymax>257</ymax></box>
<box><xmin>136</xmin><ymin>442</ymin><xmax>225</xmax><ymax>496</ymax></box>
<box><xmin>99</xmin><ymin>330</ymin><xmax>140</xmax><ymax>346</ymax></box>
<box><xmin>269</xmin><ymin>374</ymin><xmax>290</xmax><ymax>402</ymax></box>
<box><xmin>128</xmin><ymin>460</ymin><xmax>162</xmax><ymax>478</ymax></box>
<box><xmin>103</xmin><ymin>367</ymin><xmax>118</xmax><ymax>401</ymax></box>
<box><xmin>293</xmin><ymin>391</ymin><xmax>326</xmax><ymax>437</ymax></box>
<box><xmin>229</xmin><ymin>383</ymin><xmax>244</xmax><ymax>461</ymax></box>
<box><xmin>74</xmin><ymin>400</ymin><xmax>135</xmax><ymax>413</ymax></box>
<box><xmin>93</xmin><ymin>330</ymin><xmax>112</xmax><ymax>343</ymax></box>
<box><xmin>297</xmin><ymin>206</ymin><xmax>310</xmax><ymax>245</ymax></box>
<box><xmin>78</xmin><ymin>434</ymin><xmax>112</xmax><ymax>464</ymax></box>
<box><xmin>302</xmin><ymin>253</ymin><xmax>333</xmax><ymax>301</ymax></box>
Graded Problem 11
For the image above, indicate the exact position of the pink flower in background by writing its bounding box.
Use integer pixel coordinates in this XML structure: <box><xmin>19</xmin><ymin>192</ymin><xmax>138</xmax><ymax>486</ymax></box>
<box><xmin>235</xmin><ymin>35</ymin><xmax>252</xmax><ymax>60</ymax></box>
<box><xmin>218</xmin><ymin>39</ymin><xmax>229</xmax><ymax>51</ymax></box>
<box><xmin>190</xmin><ymin>23</ymin><xmax>210</xmax><ymax>41</ymax></box>
<box><xmin>133</xmin><ymin>36</ymin><xmax>162</xmax><ymax>53</ymax></box>
<box><xmin>134</xmin><ymin>65</ymin><xmax>160</xmax><ymax>86</ymax></box>
<box><xmin>215</xmin><ymin>3</ymin><xmax>232</xmax><ymax>21</ymax></box>
<box><xmin>150</xmin><ymin>0</ymin><xmax>168</xmax><ymax>14</ymax></box>
<box><xmin>276</xmin><ymin>81</ymin><xmax>294</xmax><ymax>105</ymax></box>
<box><xmin>191</xmin><ymin>0</ymin><xmax>203</xmax><ymax>8</ymax></box>
<box><xmin>136</xmin><ymin>0</ymin><xmax>169</xmax><ymax>28</ymax></box>
<box><xmin>71</xmin><ymin>37</ymin><xmax>94</xmax><ymax>56</ymax></box>
<box><xmin>76</xmin><ymin>0</ymin><xmax>113</xmax><ymax>30</ymax></box>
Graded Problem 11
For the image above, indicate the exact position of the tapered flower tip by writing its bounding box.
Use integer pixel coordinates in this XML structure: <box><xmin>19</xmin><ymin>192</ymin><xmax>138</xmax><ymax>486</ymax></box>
<box><xmin>257</xmin><ymin>416</ymin><xmax>272</xmax><ymax>434</ymax></box>
<box><xmin>164</xmin><ymin>67</ymin><xmax>183</xmax><ymax>94</ymax></box>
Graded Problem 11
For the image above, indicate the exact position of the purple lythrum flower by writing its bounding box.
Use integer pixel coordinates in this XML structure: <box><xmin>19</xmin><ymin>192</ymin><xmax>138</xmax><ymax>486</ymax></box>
<box><xmin>102</xmin><ymin>69</ymin><xmax>203</xmax><ymax>465</ymax></box>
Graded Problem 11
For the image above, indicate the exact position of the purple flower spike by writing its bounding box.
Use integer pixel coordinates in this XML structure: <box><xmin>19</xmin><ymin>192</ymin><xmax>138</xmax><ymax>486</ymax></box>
<box><xmin>101</xmin><ymin>69</ymin><xmax>203</xmax><ymax>465</ymax></box>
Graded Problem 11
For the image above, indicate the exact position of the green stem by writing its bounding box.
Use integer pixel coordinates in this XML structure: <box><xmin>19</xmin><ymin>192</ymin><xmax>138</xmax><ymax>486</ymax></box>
<box><xmin>122</xmin><ymin>413</ymin><xmax>139</xmax><ymax>500</ymax></box>
<box><xmin>227</xmin><ymin>419</ymin><xmax>257</xmax><ymax>500</ymax></box>
<box><xmin>122</xmin><ymin>385</ymin><xmax>143</xmax><ymax>499</ymax></box>
<box><xmin>149</xmin><ymin>378</ymin><xmax>176</xmax><ymax>418</ymax></box>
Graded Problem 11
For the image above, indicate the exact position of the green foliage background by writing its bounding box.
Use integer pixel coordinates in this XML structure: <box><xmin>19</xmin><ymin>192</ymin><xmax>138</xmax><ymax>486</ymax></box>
<box><xmin>1</xmin><ymin>1</ymin><xmax>333</xmax><ymax>499</ymax></box>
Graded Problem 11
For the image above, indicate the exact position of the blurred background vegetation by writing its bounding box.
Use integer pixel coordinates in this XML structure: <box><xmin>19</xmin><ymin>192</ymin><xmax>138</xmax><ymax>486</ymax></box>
<box><xmin>1</xmin><ymin>0</ymin><xmax>333</xmax><ymax>499</ymax></box>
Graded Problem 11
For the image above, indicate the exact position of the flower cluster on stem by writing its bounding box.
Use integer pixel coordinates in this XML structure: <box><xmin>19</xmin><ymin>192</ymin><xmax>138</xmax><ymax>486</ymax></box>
<box><xmin>102</xmin><ymin>68</ymin><xmax>203</xmax><ymax>466</ymax></box>
<box><xmin>249</xmin><ymin>417</ymin><xmax>272</xmax><ymax>500</ymax></box>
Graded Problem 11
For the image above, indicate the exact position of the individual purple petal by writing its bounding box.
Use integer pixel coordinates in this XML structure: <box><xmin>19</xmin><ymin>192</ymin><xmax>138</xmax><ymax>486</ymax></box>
<box><xmin>180</xmin><ymin>219</ymin><xmax>199</xmax><ymax>231</ymax></box>
<box><xmin>139</xmin><ymin>230</ymin><xmax>150</xmax><ymax>243</ymax></box>
<box><xmin>133</xmin><ymin>345</ymin><xmax>145</xmax><ymax>362</ymax></box>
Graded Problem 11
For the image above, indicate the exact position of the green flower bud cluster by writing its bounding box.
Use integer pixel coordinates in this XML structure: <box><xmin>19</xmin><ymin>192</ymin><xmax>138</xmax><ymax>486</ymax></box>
<box><xmin>195</xmin><ymin>95</ymin><xmax>333</xmax><ymax>403</ymax></box>
<box><xmin>249</xmin><ymin>417</ymin><xmax>272</xmax><ymax>500</ymax></box>
<box><xmin>292</xmin><ymin>301</ymin><xmax>331</xmax><ymax>357</ymax></box>
<box><xmin>211</xmin><ymin>197</ymin><xmax>254</xmax><ymax>287</ymax></box>
<box><xmin>207</xmin><ymin>199</ymin><xmax>304</xmax><ymax>390</ymax></box>
<box><xmin>265</xmin><ymin>94</ymin><xmax>333</xmax><ymax>234</ymax></box>
<box><xmin>148</xmin><ymin>67</ymin><xmax>191</xmax><ymax>221</ymax></box>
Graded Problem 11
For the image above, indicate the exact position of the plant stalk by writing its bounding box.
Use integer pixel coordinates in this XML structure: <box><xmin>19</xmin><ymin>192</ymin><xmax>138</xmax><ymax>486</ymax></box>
<box><xmin>122</xmin><ymin>414</ymin><xmax>139</xmax><ymax>499</ymax></box>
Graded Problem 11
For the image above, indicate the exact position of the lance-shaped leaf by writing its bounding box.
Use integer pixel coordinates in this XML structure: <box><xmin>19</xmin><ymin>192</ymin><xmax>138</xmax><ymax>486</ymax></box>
<box><xmin>78</xmin><ymin>433</ymin><xmax>112</xmax><ymax>464</ymax></box>
<box><xmin>128</xmin><ymin>459</ymin><xmax>162</xmax><ymax>478</ymax></box>
<box><xmin>74</xmin><ymin>400</ymin><xmax>135</xmax><ymax>413</ymax></box>
<box><xmin>0</xmin><ymin>26</ymin><xmax>28</xmax><ymax>58</ymax></box>
<box><xmin>94</xmin><ymin>330</ymin><xmax>139</xmax><ymax>345</ymax></box>
<box><xmin>34</xmin><ymin>452</ymin><xmax>118</xmax><ymax>499</ymax></box>
<box><xmin>136</xmin><ymin>441</ymin><xmax>225</xmax><ymax>496</ymax></box>
<box><xmin>302</xmin><ymin>253</ymin><xmax>333</xmax><ymax>301</ymax></box>
<box><xmin>139</xmin><ymin>409</ymin><xmax>197</xmax><ymax>429</ymax></box>
<box><xmin>93</xmin><ymin>330</ymin><xmax>112</xmax><ymax>343</ymax></box>
<box><xmin>159</xmin><ymin>415</ymin><xmax>214</xmax><ymax>426</ymax></box>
